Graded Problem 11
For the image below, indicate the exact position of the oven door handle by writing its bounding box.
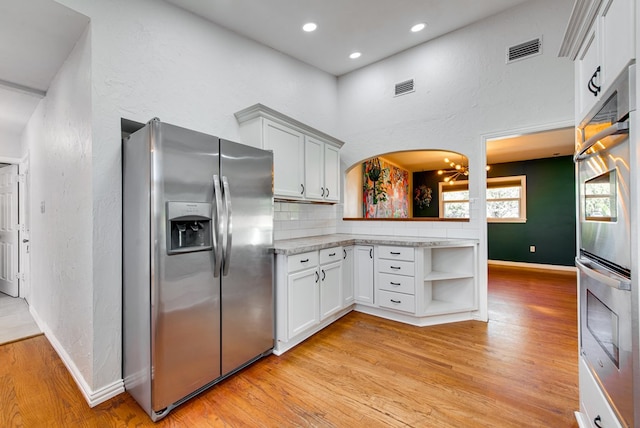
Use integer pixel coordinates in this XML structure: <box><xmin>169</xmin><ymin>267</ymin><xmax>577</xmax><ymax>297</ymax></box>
<box><xmin>574</xmin><ymin>121</ymin><xmax>629</xmax><ymax>162</ymax></box>
<box><xmin>576</xmin><ymin>258</ymin><xmax>631</xmax><ymax>291</ymax></box>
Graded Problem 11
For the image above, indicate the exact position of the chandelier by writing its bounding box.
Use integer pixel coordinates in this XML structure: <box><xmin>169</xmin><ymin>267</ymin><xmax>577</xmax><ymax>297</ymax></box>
<box><xmin>437</xmin><ymin>157</ymin><xmax>490</xmax><ymax>184</ymax></box>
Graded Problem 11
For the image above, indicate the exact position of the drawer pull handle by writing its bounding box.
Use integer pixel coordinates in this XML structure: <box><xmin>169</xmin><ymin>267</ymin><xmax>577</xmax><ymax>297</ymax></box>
<box><xmin>594</xmin><ymin>415</ymin><xmax>603</xmax><ymax>428</ymax></box>
<box><xmin>343</xmin><ymin>249</ymin><xmax>346</xmax><ymax>259</ymax></box>
<box><xmin>329</xmin><ymin>252</ymin><xmax>336</xmax><ymax>257</ymax></box>
<box><xmin>390</xmin><ymin>282</ymin><xmax>401</xmax><ymax>286</ymax></box>
<box><xmin>390</xmin><ymin>299</ymin><xmax>401</xmax><ymax>304</ymax></box>
<box><xmin>369</xmin><ymin>248</ymin><xmax>373</xmax><ymax>258</ymax></box>
<box><xmin>300</xmin><ymin>183</ymin><xmax>305</xmax><ymax>195</ymax></box>
<box><xmin>315</xmin><ymin>271</ymin><xmax>319</xmax><ymax>283</ymax></box>
<box><xmin>321</xmin><ymin>269</ymin><xmax>326</xmax><ymax>281</ymax></box>
<box><xmin>300</xmin><ymin>259</ymin><xmax>309</xmax><ymax>263</ymax></box>
<box><xmin>390</xmin><ymin>251</ymin><xmax>401</xmax><ymax>255</ymax></box>
<box><xmin>390</xmin><ymin>266</ymin><xmax>401</xmax><ymax>270</ymax></box>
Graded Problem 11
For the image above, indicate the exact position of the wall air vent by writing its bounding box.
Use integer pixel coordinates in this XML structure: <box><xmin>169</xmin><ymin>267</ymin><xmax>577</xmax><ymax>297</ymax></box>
<box><xmin>394</xmin><ymin>79</ymin><xmax>415</xmax><ymax>96</ymax></box>
<box><xmin>506</xmin><ymin>37</ymin><xmax>542</xmax><ymax>63</ymax></box>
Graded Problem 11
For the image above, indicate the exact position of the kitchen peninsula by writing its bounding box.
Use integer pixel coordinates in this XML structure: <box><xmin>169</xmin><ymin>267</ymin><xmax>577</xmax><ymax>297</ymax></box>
<box><xmin>273</xmin><ymin>234</ymin><xmax>479</xmax><ymax>355</ymax></box>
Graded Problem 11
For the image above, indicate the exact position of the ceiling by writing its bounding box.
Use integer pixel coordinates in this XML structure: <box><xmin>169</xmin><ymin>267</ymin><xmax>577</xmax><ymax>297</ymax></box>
<box><xmin>0</xmin><ymin>0</ymin><xmax>88</xmax><ymax>139</ymax></box>
<box><xmin>167</xmin><ymin>0</ymin><xmax>531</xmax><ymax>76</ymax></box>
<box><xmin>0</xmin><ymin>0</ymin><xmax>573</xmax><ymax>166</ymax></box>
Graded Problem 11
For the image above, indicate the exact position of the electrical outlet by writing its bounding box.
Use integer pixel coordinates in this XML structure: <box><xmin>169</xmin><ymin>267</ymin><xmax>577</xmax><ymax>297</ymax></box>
<box><xmin>529</xmin><ymin>245</ymin><xmax>536</xmax><ymax>253</ymax></box>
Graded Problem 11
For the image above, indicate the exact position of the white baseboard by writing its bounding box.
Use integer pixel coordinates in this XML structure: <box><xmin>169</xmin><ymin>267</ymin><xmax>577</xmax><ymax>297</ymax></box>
<box><xmin>29</xmin><ymin>306</ymin><xmax>125</xmax><ymax>407</ymax></box>
<box><xmin>488</xmin><ymin>259</ymin><xmax>577</xmax><ymax>272</ymax></box>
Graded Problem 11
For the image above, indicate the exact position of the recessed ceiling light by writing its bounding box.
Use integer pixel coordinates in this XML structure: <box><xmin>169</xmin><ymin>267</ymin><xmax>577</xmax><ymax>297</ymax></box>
<box><xmin>411</xmin><ymin>23</ymin><xmax>426</xmax><ymax>32</ymax></box>
<box><xmin>302</xmin><ymin>22</ymin><xmax>317</xmax><ymax>32</ymax></box>
<box><xmin>349</xmin><ymin>52</ymin><xmax>361</xmax><ymax>59</ymax></box>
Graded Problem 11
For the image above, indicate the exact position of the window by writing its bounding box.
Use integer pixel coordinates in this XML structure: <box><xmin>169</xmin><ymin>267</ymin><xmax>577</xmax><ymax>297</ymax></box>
<box><xmin>486</xmin><ymin>176</ymin><xmax>527</xmax><ymax>223</ymax></box>
<box><xmin>439</xmin><ymin>175</ymin><xmax>527</xmax><ymax>222</ymax></box>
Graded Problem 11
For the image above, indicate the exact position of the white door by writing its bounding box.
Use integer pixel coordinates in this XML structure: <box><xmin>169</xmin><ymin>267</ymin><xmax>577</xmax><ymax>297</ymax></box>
<box><xmin>354</xmin><ymin>245</ymin><xmax>374</xmax><ymax>304</ymax></box>
<box><xmin>18</xmin><ymin>159</ymin><xmax>30</xmax><ymax>300</ymax></box>
<box><xmin>287</xmin><ymin>267</ymin><xmax>319</xmax><ymax>338</ymax></box>
<box><xmin>0</xmin><ymin>164</ymin><xmax>19</xmax><ymax>296</ymax></box>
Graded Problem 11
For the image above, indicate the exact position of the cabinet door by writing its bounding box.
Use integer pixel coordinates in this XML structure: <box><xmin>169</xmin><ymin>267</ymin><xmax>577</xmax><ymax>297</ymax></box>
<box><xmin>287</xmin><ymin>268</ymin><xmax>320</xmax><ymax>338</ymax></box>
<box><xmin>575</xmin><ymin>27</ymin><xmax>601</xmax><ymax>120</ymax></box>
<box><xmin>342</xmin><ymin>247</ymin><xmax>354</xmax><ymax>305</ymax></box>
<box><xmin>323</xmin><ymin>144</ymin><xmax>340</xmax><ymax>202</ymax></box>
<box><xmin>354</xmin><ymin>245</ymin><xmax>374</xmax><ymax>304</ymax></box>
<box><xmin>601</xmin><ymin>0</ymin><xmax>634</xmax><ymax>87</ymax></box>
<box><xmin>304</xmin><ymin>136</ymin><xmax>324</xmax><ymax>201</ymax></box>
<box><xmin>263</xmin><ymin>119</ymin><xmax>305</xmax><ymax>199</ymax></box>
<box><xmin>320</xmin><ymin>261</ymin><xmax>342</xmax><ymax>319</ymax></box>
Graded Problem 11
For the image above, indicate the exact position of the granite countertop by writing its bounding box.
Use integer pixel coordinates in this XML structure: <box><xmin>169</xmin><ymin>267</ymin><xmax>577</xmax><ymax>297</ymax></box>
<box><xmin>272</xmin><ymin>234</ymin><xmax>478</xmax><ymax>255</ymax></box>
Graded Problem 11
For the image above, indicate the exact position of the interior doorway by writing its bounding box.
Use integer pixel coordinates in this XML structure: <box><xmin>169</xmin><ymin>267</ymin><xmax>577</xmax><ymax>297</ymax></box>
<box><xmin>484</xmin><ymin>124</ymin><xmax>576</xmax><ymax>270</ymax></box>
<box><xmin>0</xmin><ymin>163</ymin><xmax>20</xmax><ymax>297</ymax></box>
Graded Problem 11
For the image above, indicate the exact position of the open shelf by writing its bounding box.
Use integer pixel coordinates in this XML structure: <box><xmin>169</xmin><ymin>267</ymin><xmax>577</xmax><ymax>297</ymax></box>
<box><xmin>424</xmin><ymin>271</ymin><xmax>474</xmax><ymax>281</ymax></box>
<box><xmin>422</xmin><ymin>299</ymin><xmax>476</xmax><ymax>316</ymax></box>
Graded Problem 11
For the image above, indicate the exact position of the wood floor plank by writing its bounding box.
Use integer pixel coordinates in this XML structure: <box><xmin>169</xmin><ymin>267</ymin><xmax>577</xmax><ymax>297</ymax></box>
<box><xmin>0</xmin><ymin>265</ymin><xmax>579</xmax><ymax>427</ymax></box>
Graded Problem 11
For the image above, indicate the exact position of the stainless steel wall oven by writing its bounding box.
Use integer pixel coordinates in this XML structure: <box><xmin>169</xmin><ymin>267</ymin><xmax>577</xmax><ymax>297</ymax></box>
<box><xmin>575</xmin><ymin>65</ymin><xmax>636</xmax><ymax>428</ymax></box>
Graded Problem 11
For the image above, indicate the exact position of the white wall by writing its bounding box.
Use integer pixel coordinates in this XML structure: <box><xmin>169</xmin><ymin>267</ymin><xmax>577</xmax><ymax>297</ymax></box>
<box><xmin>47</xmin><ymin>0</ymin><xmax>338</xmax><ymax>401</ymax></box>
<box><xmin>21</xmin><ymin>24</ymin><xmax>94</xmax><ymax>389</ymax></box>
<box><xmin>335</xmin><ymin>0</ymin><xmax>574</xmax><ymax>324</ymax></box>
<box><xmin>336</xmin><ymin>0</ymin><xmax>575</xmax><ymax>239</ymax></box>
<box><xmin>0</xmin><ymin>128</ymin><xmax>23</xmax><ymax>159</ymax></box>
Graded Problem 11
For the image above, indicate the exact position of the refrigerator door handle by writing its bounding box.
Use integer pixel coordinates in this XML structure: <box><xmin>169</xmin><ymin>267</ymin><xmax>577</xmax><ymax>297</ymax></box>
<box><xmin>212</xmin><ymin>175</ymin><xmax>224</xmax><ymax>277</ymax></box>
<box><xmin>221</xmin><ymin>176</ymin><xmax>233</xmax><ymax>276</ymax></box>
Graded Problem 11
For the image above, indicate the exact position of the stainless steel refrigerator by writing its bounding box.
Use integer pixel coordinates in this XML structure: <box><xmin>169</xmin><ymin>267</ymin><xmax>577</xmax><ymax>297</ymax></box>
<box><xmin>122</xmin><ymin>118</ymin><xmax>274</xmax><ymax>421</ymax></box>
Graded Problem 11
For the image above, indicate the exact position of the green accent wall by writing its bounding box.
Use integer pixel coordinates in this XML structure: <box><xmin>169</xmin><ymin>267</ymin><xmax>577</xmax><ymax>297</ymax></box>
<box><xmin>487</xmin><ymin>156</ymin><xmax>576</xmax><ymax>266</ymax></box>
<box><xmin>412</xmin><ymin>170</ymin><xmax>441</xmax><ymax>217</ymax></box>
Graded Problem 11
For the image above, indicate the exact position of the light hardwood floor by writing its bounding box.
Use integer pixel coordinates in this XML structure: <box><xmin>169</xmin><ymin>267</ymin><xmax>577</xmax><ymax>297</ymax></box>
<box><xmin>0</xmin><ymin>265</ymin><xmax>579</xmax><ymax>427</ymax></box>
<box><xmin>0</xmin><ymin>294</ymin><xmax>41</xmax><ymax>346</ymax></box>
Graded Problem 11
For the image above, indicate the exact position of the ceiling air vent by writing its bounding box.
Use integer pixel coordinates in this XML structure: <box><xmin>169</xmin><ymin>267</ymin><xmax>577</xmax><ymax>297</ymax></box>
<box><xmin>394</xmin><ymin>79</ymin><xmax>415</xmax><ymax>97</ymax></box>
<box><xmin>506</xmin><ymin>37</ymin><xmax>542</xmax><ymax>63</ymax></box>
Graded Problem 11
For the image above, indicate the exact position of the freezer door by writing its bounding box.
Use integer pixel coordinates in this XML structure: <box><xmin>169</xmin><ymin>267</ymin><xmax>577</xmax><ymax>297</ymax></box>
<box><xmin>150</xmin><ymin>120</ymin><xmax>222</xmax><ymax>412</ymax></box>
<box><xmin>220</xmin><ymin>139</ymin><xmax>274</xmax><ymax>376</ymax></box>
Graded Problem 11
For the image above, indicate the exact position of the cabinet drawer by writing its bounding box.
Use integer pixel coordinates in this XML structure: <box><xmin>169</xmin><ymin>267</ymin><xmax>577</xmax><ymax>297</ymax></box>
<box><xmin>320</xmin><ymin>247</ymin><xmax>342</xmax><ymax>265</ymax></box>
<box><xmin>378</xmin><ymin>259</ymin><xmax>414</xmax><ymax>276</ymax></box>
<box><xmin>579</xmin><ymin>356</ymin><xmax>624</xmax><ymax>428</ymax></box>
<box><xmin>378</xmin><ymin>245</ymin><xmax>414</xmax><ymax>261</ymax></box>
<box><xmin>378</xmin><ymin>290</ymin><xmax>415</xmax><ymax>313</ymax></box>
<box><xmin>378</xmin><ymin>273</ymin><xmax>415</xmax><ymax>295</ymax></box>
<box><xmin>287</xmin><ymin>251</ymin><xmax>318</xmax><ymax>273</ymax></box>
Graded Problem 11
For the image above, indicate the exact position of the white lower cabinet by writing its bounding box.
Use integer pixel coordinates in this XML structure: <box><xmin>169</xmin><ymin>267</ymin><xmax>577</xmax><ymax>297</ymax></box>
<box><xmin>576</xmin><ymin>356</ymin><xmax>624</xmax><ymax>428</ymax></box>
<box><xmin>275</xmin><ymin>240</ymin><xmax>479</xmax><ymax>354</ymax></box>
<box><xmin>341</xmin><ymin>246</ymin><xmax>354</xmax><ymax>306</ymax></box>
<box><xmin>376</xmin><ymin>245</ymin><xmax>416</xmax><ymax>314</ymax></box>
<box><xmin>275</xmin><ymin>246</ymin><xmax>347</xmax><ymax>355</ymax></box>
<box><xmin>319</xmin><ymin>248</ymin><xmax>342</xmax><ymax>318</ymax></box>
<box><xmin>354</xmin><ymin>245</ymin><xmax>374</xmax><ymax>304</ymax></box>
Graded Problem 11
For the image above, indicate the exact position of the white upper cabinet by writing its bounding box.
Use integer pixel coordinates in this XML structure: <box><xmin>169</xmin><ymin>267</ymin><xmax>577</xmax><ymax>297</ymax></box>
<box><xmin>323</xmin><ymin>144</ymin><xmax>340</xmax><ymax>202</ymax></box>
<box><xmin>264</xmin><ymin>119</ymin><xmax>305</xmax><ymax>199</ymax></box>
<box><xmin>600</xmin><ymin>0</ymin><xmax>634</xmax><ymax>89</ymax></box>
<box><xmin>304</xmin><ymin>136</ymin><xmax>324</xmax><ymax>201</ymax></box>
<box><xmin>560</xmin><ymin>0</ymin><xmax>635</xmax><ymax>121</ymax></box>
<box><xmin>235</xmin><ymin>104</ymin><xmax>344</xmax><ymax>203</ymax></box>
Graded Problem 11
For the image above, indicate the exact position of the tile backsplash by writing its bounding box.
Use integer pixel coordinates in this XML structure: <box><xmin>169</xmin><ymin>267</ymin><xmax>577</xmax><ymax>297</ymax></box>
<box><xmin>273</xmin><ymin>202</ymin><xmax>481</xmax><ymax>241</ymax></box>
<box><xmin>274</xmin><ymin>202</ymin><xmax>339</xmax><ymax>240</ymax></box>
